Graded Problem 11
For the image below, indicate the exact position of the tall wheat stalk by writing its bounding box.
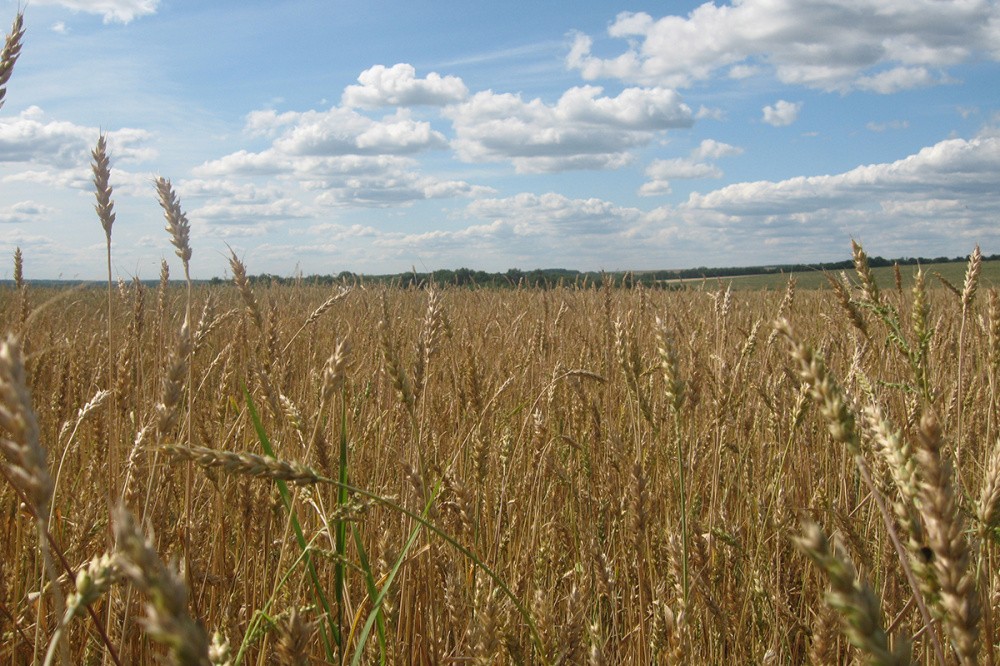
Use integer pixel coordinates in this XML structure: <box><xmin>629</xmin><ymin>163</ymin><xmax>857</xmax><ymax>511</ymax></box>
<box><xmin>92</xmin><ymin>135</ymin><xmax>117</xmax><ymax>500</ymax></box>
<box><xmin>155</xmin><ymin>176</ymin><xmax>195</xmax><ymax>597</ymax></box>
<box><xmin>957</xmin><ymin>245</ymin><xmax>982</xmax><ymax>469</ymax></box>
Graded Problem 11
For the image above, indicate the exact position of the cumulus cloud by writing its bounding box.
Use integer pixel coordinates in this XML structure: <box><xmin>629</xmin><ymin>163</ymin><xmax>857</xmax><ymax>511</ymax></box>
<box><xmin>0</xmin><ymin>106</ymin><xmax>154</xmax><ymax>170</ymax></box>
<box><xmin>762</xmin><ymin>100</ymin><xmax>801</xmax><ymax>127</ymax></box>
<box><xmin>640</xmin><ymin>129</ymin><xmax>1000</xmax><ymax>259</ymax></box>
<box><xmin>196</xmin><ymin>150</ymin><xmax>491</xmax><ymax>209</ymax></box>
<box><xmin>465</xmin><ymin>192</ymin><xmax>642</xmax><ymax>235</ymax></box>
<box><xmin>0</xmin><ymin>201</ymin><xmax>57</xmax><ymax>224</ymax></box>
<box><xmin>192</xmin><ymin>199</ymin><xmax>311</xmax><ymax>225</ymax></box>
<box><xmin>446</xmin><ymin>85</ymin><xmax>693</xmax><ymax>172</ymax></box>
<box><xmin>342</xmin><ymin>64</ymin><xmax>468</xmax><ymax>108</ymax></box>
<box><xmin>313</xmin><ymin>173</ymin><xmax>493</xmax><ymax>208</ymax></box>
<box><xmin>192</xmin><ymin>98</ymin><xmax>493</xmax><ymax>208</ymax></box>
<box><xmin>33</xmin><ymin>0</ymin><xmax>159</xmax><ymax>24</ymax></box>
<box><xmin>567</xmin><ymin>1</ymin><xmax>999</xmax><ymax>92</ymax></box>
<box><xmin>243</xmin><ymin>108</ymin><xmax>447</xmax><ymax>157</ymax></box>
<box><xmin>686</xmin><ymin>133</ymin><xmax>1000</xmax><ymax>216</ymax></box>
<box><xmin>328</xmin><ymin>192</ymin><xmax>651</xmax><ymax>270</ymax></box>
<box><xmin>640</xmin><ymin>139</ymin><xmax>742</xmax><ymax>195</ymax></box>
<box><xmin>609</xmin><ymin>128</ymin><xmax>1000</xmax><ymax>267</ymax></box>
<box><xmin>855</xmin><ymin>66</ymin><xmax>939</xmax><ymax>94</ymax></box>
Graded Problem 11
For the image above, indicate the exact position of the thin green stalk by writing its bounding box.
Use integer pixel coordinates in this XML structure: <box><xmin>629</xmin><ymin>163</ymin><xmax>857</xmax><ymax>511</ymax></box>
<box><xmin>350</xmin><ymin>504</ymin><xmax>428</xmax><ymax>666</ymax></box>
<box><xmin>244</xmin><ymin>386</ymin><xmax>338</xmax><ymax>661</ymax></box>
<box><xmin>352</xmin><ymin>524</ymin><xmax>387</xmax><ymax>664</ymax></box>
<box><xmin>233</xmin><ymin>533</ymin><xmax>321</xmax><ymax>665</ymax></box>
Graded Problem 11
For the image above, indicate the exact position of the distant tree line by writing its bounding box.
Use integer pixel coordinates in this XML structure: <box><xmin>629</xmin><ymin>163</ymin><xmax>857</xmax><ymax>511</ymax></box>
<box><xmin>205</xmin><ymin>252</ymin><xmax>996</xmax><ymax>290</ymax></box>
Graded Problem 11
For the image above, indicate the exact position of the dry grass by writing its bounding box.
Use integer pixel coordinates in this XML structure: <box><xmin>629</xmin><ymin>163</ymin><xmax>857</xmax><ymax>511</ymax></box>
<box><xmin>6</xmin><ymin>10</ymin><xmax>1000</xmax><ymax>665</ymax></box>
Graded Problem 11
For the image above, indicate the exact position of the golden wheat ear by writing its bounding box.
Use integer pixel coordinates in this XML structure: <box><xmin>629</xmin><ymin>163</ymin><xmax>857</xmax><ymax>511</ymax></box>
<box><xmin>0</xmin><ymin>12</ymin><xmax>24</xmax><ymax>110</ymax></box>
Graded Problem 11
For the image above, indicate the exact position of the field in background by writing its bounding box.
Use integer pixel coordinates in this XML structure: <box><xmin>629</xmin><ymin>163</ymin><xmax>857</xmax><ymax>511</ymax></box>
<box><xmin>661</xmin><ymin>258</ymin><xmax>1000</xmax><ymax>291</ymax></box>
<box><xmin>4</xmin><ymin>247</ymin><xmax>1000</xmax><ymax>664</ymax></box>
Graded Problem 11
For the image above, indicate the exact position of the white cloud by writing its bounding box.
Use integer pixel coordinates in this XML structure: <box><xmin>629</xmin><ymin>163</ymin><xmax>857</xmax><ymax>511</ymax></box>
<box><xmin>193</xmin><ymin>96</ymin><xmax>493</xmax><ymax>208</ymax></box>
<box><xmin>32</xmin><ymin>0</ymin><xmax>159</xmax><ymax>24</ymax></box>
<box><xmin>616</xmin><ymin>129</ymin><xmax>1000</xmax><ymax>266</ymax></box>
<box><xmin>728</xmin><ymin>64</ymin><xmax>761</xmax><ymax>79</ymax></box>
<box><xmin>51</xmin><ymin>22</ymin><xmax>69</xmax><ymax>34</ymax></box>
<box><xmin>446</xmin><ymin>85</ymin><xmax>692</xmax><ymax>172</ymax></box>
<box><xmin>465</xmin><ymin>192</ymin><xmax>642</xmax><ymax>235</ymax></box>
<box><xmin>686</xmin><ymin>132</ymin><xmax>1000</xmax><ymax>216</ymax></box>
<box><xmin>640</xmin><ymin>139</ymin><xmax>742</xmax><ymax>195</ymax></box>
<box><xmin>178</xmin><ymin>179</ymin><xmax>286</xmax><ymax>203</ymax></box>
<box><xmin>762</xmin><ymin>100</ymin><xmax>801</xmax><ymax>127</ymax></box>
<box><xmin>0</xmin><ymin>106</ymin><xmax>154</xmax><ymax>170</ymax></box>
<box><xmin>195</xmin><ymin>147</ymin><xmax>491</xmax><ymax>209</ymax></box>
<box><xmin>695</xmin><ymin>105</ymin><xmax>725</xmax><ymax>121</ymax></box>
<box><xmin>855</xmin><ymin>66</ymin><xmax>939</xmax><ymax>94</ymax></box>
<box><xmin>255</xmin><ymin>108</ymin><xmax>448</xmax><ymax>157</ymax></box>
<box><xmin>692</xmin><ymin>139</ymin><xmax>742</xmax><ymax>160</ymax></box>
<box><xmin>0</xmin><ymin>201</ymin><xmax>57</xmax><ymax>224</ymax></box>
<box><xmin>192</xmin><ymin>199</ymin><xmax>311</xmax><ymax>225</ymax></box>
<box><xmin>567</xmin><ymin>1</ymin><xmax>1000</xmax><ymax>92</ymax></box>
<box><xmin>313</xmin><ymin>173</ymin><xmax>493</xmax><ymax>208</ymax></box>
<box><xmin>342</xmin><ymin>64</ymin><xmax>468</xmax><ymax>108</ymax></box>
<box><xmin>326</xmin><ymin>192</ymin><xmax>651</xmax><ymax>270</ymax></box>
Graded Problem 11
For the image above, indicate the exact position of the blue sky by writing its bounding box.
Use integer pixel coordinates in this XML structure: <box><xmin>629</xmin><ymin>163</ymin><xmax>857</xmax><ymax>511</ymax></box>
<box><xmin>1</xmin><ymin>0</ymin><xmax>999</xmax><ymax>280</ymax></box>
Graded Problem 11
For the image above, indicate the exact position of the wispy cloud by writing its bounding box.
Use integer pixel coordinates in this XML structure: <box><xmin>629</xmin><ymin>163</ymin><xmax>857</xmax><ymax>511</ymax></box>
<box><xmin>31</xmin><ymin>0</ymin><xmax>159</xmax><ymax>24</ymax></box>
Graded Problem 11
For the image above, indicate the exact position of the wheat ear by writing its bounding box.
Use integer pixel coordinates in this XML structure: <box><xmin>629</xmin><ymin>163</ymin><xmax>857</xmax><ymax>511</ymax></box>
<box><xmin>915</xmin><ymin>412</ymin><xmax>980</xmax><ymax>664</ymax></box>
<box><xmin>795</xmin><ymin>521</ymin><xmax>912</xmax><ymax>665</ymax></box>
<box><xmin>0</xmin><ymin>336</ymin><xmax>70</xmax><ymax>665</ymax></box>
<box><xmin>160</xmin><ymin>444</ymin><xmax>322</xmax><ymax>485</ymax></box>
<box><xmin>776</xmin><ymin>319</ymin><xmax>946</xmax><ymax>664</ymax></box>
<box><xmin>112</xmin><ymin>505</ymin><xmax>210</xmax><ymax>665</ymax></box>
<box><xmin>156</xmin><ymin>177</ymin><xmax>192</xmax><ymax>279</ymax></box>
<box><xmin>0</xmin><ymin>12</ymin><xmax>24</xmax><ymax>110</ymax></box>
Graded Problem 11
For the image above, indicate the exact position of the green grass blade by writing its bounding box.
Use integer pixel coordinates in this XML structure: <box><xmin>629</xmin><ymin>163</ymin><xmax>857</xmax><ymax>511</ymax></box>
<box><xmin>343</xmin><ymin>478</ymin><xmax>545</xmax><ymax>665</ymax></box>
<box><xmin>352</xmin><ymin>523</ymin><xmax>387</xmax><ymax>663</ymax></box>
<box><xmin>243</xmin><ymin>385</ymin><xmax>339</xmax><ymax>660</ymax></box>
<box><xmin>350</xmin><ymin>502</ymin><xmax>428</xmax><ymax>666</ymax></box>
<box><xmin>233</xmin><ymin>533</ymin><xmax>321</xmax><ymax>665</ymax></box>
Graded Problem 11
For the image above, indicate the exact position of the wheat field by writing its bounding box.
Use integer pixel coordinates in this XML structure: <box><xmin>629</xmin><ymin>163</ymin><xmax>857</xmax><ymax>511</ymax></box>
<box><xmin>5</xmin><ymin>10</ymin><xmax>1000</xmax><ymax>666</ymax></box>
